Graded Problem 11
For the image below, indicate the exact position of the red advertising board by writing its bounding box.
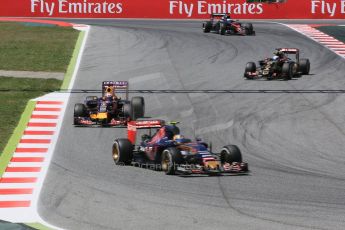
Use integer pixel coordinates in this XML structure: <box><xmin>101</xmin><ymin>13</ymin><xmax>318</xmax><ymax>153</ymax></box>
<box><xmin>0</xmin><ymin>0</ymin><xmax>345</xmax><ymax>19</ymax></box>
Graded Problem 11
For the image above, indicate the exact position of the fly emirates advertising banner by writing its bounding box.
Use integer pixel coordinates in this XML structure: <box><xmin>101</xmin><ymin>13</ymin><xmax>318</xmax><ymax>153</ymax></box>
<box><xmin>0</xmin><ymin>0</ymin><xmax>345</xmax><ymax>19</ymax></box>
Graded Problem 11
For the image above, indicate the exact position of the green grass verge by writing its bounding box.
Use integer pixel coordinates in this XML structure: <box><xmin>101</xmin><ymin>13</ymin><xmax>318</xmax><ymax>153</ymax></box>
<box><xmin>61</xmin><ymin>31</ymin><xmax>85</xmax><ymax>90</ymax></box>
<box><xmin>317</xmin><ymin>26</ymin><xmax>345</xmax><ymax>43</ymax></box>
<box><xmin>0</xmin><ymin>77</ymin><xmax>62</xmax><ymax>159</ymax></box>
<box><xmin>0</xmin><ymin>22</ymin><xmax>79</xmax><ymax>72</ymax></box>
<box><xmin>24</xmin><ymin>223</ymin><xmax>53</xmax><ymax>230</ymax></box>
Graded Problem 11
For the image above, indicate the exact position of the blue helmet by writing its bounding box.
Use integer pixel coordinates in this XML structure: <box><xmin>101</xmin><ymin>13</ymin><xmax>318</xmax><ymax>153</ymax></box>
<box><xmin>173</xmin><ymin>135</ymin><xmax>190</xmax><ymax>144</ymax></box>
<box><xmin>165</xmin><ymin>125</ymin><xmax>180</xmax><ymax>139</ymax></box>
<box><xmin>272</xmin><ymin>55</ymin><xmax>279</xmax><ymax>61</ymax></box>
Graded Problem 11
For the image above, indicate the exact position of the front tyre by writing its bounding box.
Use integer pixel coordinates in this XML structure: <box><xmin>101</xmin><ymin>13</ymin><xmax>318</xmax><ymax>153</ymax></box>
<box><xmin>220</xmin><ymin>145</ymin><xmax>242</xmax><ymax>164</ymax></box>
<box><xmin>112</xmin><ymin>138</ymin><xmax>133</xmax><ymax>165</ymax></box>
<box><xmin>243</xmin><ymin>23</ymin><xmax>253</xmax><ymax>35</ymax></box>
<box><xmin>74</xmin><ymin>103</ymin><xmax>87</xmax><ymax>117</ymax></box>
<box><xmin>131</xmin><ymin>96</ymin><xmax>145</xmax><ymax>120</ymax></box>
<box><xmin>244</xmin><ymin>62</ymin><xmax>256</xmax><ymax>79</ymax></box>
<box><xmin>161</xmin><ymin>147</ymin><xmax>183</xmax><ymax>175</ymax></box>
<box><xmin>74</xmin><ymin>103</ymin><xmax>87</xmax><ymax>125</ymax></box>
<box><xmin>219</xmin><ymin>24</ymin><xmax>226</xmax><ymax>35</ymax></box>
<box><xmin>203</xmin><ymin>21</ymin><xmax>212</xmax><ymax>33</ymax></box>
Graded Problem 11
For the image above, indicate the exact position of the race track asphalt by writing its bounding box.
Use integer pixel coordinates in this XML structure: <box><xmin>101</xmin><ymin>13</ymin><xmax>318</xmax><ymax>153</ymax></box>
<box><xmin>38</xmin><ymin>20</ymin><xmax>345</xmax><ymax>230</ymax></box>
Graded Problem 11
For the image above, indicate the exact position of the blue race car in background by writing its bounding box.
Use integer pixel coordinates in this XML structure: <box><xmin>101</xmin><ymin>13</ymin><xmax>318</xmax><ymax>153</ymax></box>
<box><xmin>112</xmin><ymin>120</ymin><xmax>248</xmax><ymax>175</ymax></box>
<box><xmin>73</xmin><ymin>81</ymin><xmax>145</xmax><ymax>127</ymax></box>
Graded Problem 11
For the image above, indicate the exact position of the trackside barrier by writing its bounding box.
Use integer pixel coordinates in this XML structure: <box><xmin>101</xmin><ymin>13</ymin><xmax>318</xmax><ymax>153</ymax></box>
<box><xmin>1</xmin><ymin>0</ymin><xmax>345</xmax><ymax>19</ymax></box>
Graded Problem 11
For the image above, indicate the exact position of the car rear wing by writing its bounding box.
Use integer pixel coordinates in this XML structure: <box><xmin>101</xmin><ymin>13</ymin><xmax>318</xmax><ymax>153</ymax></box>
<box><xmin>102</xmin><ymin>81</ymin><xmax>129</xmax><ymax>100</ymax></box>
<box><xmin>127</xmin><ymin>119</ymin><xmax>165</xmax><ymax>144</ymax></box>
<box><xmin>211</xmin><ymin>13</ymin><xmax>227</xmax><ymax>18</ymax></box>
<box><xmin>278</xmin><ymin>48</ymin><xmax>299</xmax><ymax>54</ymax></box>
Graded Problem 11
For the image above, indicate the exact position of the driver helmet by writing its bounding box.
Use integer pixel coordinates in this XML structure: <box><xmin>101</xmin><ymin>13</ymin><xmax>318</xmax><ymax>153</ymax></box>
<box><xmin>273</xmin><ymin>49</ymin><xmax>284</xmax><ymax>58</ymax></box>
<box><xmin>272</xmin><ymin>55</ymin><xmax>279</xmax><ymax>61</ymax></box>
<box><xmin>141</xmin><ymin>134</ymin><xmax>151</xmax><ymax>142</ymax></box>
<box><xmin>223</xmin><ymin>14</ymin><xmax>231</xmax><ymax>20</ymax></box>
<box><xmin>173</xmin><ymin>134</ymin><xmax>185</xmax><ymax>144</ymax></box>
<box><xmin>105</xmin><ymin>86</ymin><xmax>114</xmax><ymax>97</ymax></box>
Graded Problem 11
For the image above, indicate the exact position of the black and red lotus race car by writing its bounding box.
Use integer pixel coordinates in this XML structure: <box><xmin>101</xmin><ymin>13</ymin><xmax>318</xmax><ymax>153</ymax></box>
<box><xmin>73</xmin><ymin>81</ymin><xmax>145</xmax><ymax>127</ymax></box>
<box><xmin>112</xmin><ymin>120</ymin><xmax>249</xmax><ymax>176</ymax></box>
<box><xmin>244</xmin><ymin>48</ymin><xmax>311</xmax><ymax>80</ymax></box>
<box><xmin>202</xmin><ymin>13</ymin><xmax>255</xmax><ymax>36</ymax></box>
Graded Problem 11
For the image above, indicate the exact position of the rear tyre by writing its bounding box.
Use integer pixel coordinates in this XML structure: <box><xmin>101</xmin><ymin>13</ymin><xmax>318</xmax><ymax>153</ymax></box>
<box><xmin>203</xmin><ymin>21</ymin><xmax>212</xmax><ymax>33</ymax></box>
<box><xmin>219</xmin><ymin>24</ymin><xmax>226</xmax><ymax>35</ymax></box>
<box><xmin>220</xmin><ymin>145</ymin><xmax>242</xmax><ymax>164</ymax></box>
<box><xmin>282</xmin><ymin>62</ymin><xmax>293</xmax><ymax>80</ymax></box>
<box><xmin>299</xmin><ymin>58</ymin><xmax>310</xmax><ymax>75</ymax></box>
<box><xmin>131</xmin><ymin>97</ymin><xmax>145</xmax><ymax>120</ymax></box>
<box><xmin>112</xmin><ymin>139</ymin><xmax>133</xmax><ymax>165</ymax></box>
<box><xmin>214</xmin><ymin>22</ymin><xmax>220</xmax><ymax>34</ymax></box>
<box><xmin>161</xmin><ymin>147</ymin><xmax>183</xmax><ymax>175</ymax></box>
<box><xmin>73</xmin><ymin>103</ymin><xmax>87</xmax><ymax>125</ymax></box>
<box><xmin>123</xmin><ymin>102</ymin><xmax>131</xmax><ymax>119</ymax></box>
<box><xmin>244</xmin><ymin>62</ymin><xmax>256</xmax><ymax>79</ymax></box>
<box><xmin>244</xmin><ymin>28</ymin><xmax>250</xmax><ymax>35</ymax></box>
<box><xmin>243</xmin><ymin>23</ymin><xmax>253</xmax><ymax>35</ymax></box>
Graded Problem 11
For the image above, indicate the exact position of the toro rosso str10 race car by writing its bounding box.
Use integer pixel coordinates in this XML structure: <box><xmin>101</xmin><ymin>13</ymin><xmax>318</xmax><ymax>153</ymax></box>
<box><xmin>112</xmin><ymin>120</ymin><xmax>249</xmax><ymax>175</ymax></box>
<box><xmin>203</xmin><ymin>13</ymin><xmax>255</xmax><ymax>36</ymax></box>
<box><xmin>73</xmin><ymin>81</ymin><xmax>145</xmax><ymax>127</ymax></box>
<box><xmin>244</xmin><ymin>48</ymin><xmax>310</xmax><ymax>80</ymax></box>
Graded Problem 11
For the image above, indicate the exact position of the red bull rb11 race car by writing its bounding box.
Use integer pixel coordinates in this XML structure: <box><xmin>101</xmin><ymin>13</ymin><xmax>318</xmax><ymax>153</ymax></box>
<box><xmin>112</xmin><ymin>120</ymin><xmax>249</xmax><ymax>176</ymax></box>
<box><xmin>74</xmin><ymin>81</ymin><xmax>145</xmax><ymax>127</ymax></box>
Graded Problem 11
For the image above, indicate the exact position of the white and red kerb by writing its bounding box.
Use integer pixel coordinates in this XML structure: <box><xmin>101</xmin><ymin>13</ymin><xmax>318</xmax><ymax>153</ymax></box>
<box><xmin>0</xmin><ymin>101</ymin><xmax>63</xmax><ymax>210</ymax></box>
<box><xmin>287</xmin><ymin>24</ymin><xmax>345</xmax><ymax>59</ymax></box>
